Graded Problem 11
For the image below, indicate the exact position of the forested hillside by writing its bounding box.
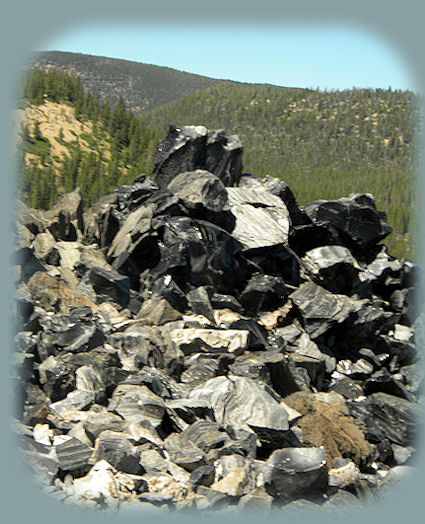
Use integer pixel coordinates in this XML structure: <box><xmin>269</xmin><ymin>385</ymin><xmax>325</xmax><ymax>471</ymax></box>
<box><xmin>140</xmin><ymin>83</ymin><xmax>419</xmax><ymax>258</ymax></box>
<box><xmin>16</xmin><ymin>65</ymin><xmax>419</xmax><ymax>259</ymax></box>
<box><xmin>16</xmin><ymin>68</ymin><xmax>162</xmax><ymax>208</ymax></box>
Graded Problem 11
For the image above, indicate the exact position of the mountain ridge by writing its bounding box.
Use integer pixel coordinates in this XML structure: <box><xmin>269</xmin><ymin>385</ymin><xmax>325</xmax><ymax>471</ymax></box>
<box><xmin>30</xmin><ymin>50</ymin><xmax>309</xmax><ymax>112</ymax></box>
<box><xmin>30</xmin><ymin>50</ymin><xmax>230</xmax><ymax>112</ymax></box>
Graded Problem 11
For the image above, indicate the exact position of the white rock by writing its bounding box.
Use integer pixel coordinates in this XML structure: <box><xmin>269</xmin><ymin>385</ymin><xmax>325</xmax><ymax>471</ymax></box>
<box><xmin>55</xmin><ymin>241</ymin><xmax>81</xmax><ymax>269</ymax></box>
<box><xmin>213</xmin><ymin>308</ymin><xmax>245</xmax><ymax>326</ymax></box>
<box><xmin>33</xmin><ymin>423</ymin><xmax>54</xmax><ymax>446</ymax></box>
<box><xmin>329</xmin><ymin>461</ymin><xmax>360</xmax><ymax>487</ymax></box>
<box><xmin>71</xmin><ymin>460</ymin><xmax>135</xmax><ymax>505</ymax></box>
<box><xmin>52</xmin><ymin>434</ymin><xmax>73</xmax><ymax>446</ymax></box>
<box><xmin>170</xmin><ymin>327</ymin><xmax>250</xmax><ymax>355</ymax></box>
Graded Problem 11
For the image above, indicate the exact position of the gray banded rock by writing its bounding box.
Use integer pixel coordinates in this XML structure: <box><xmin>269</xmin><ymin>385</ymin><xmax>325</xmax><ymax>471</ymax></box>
<box><xmin>36</xmin><ymin>346</ymin><xmax>119</xmax><ymax>402</ymax></box>
<box><xmin>358</xmin><ymin>246</ymin><xmax>403</xmax><ymax>283</ymax></box>
<box><xmin>49</xmin><ymin>390</ymin><xmax>96</xmax><ymax>418</ymax></box>
<box><xmin>106</xmin><ymin>202</ymin><xmax>156</xmax><ymax>261</ymax></box>
<box><xmin>114</xmin><ymin>175</ymin><xmax>159</xmax><ymax>213</ymax></box>
<box><xmin>67</xmin><ymin>422</ymin><xmax>93</xmax><ymax>448</ymax></box>
<box><xmin>149</xmin><ymin>274</ymin><xmax>188</xmax><ymax>311</ymax></box>
<box><xmin>135</xmin><ymin>296</ymin><xmax>182</xmax><ymax>326</ymax></box>
<box><xmin>379</xmin><ymin>331</ymin><xmax>416</xmax><ymax>365</ymax></box>
<box><xmin>334</xmin><ymin>359</ymin><xmax>374</xmax><ymax>379</ymax></box>
<box><xmin>48</xmin><ymin>322</ymin><xmax>104</xmax><ymax>354</ymax></box>
<box><xmin>211</xmin><ymin>293</ymin><xmax>244</xmax><ymax>313</ymax></box>
<box><xmin>203</xmin><ymin>129</ymin><xmax>243</xmax><ymax>187</ymax></box>
<box><xmin>165</xmin><ymin>398</ymin><xmax>215</xmax><ymax>424</ymax></box>
<box><xmin>54</xmin><ymin>436</ymin><xmax>93</xmax><ymax>472</ymax></box>
<box><xmin>178</xmin><ymin>420</ymin><xmax>232</xmax><ymax>453</ymax></box>
<box><xmin>140</xmin><ymin>449</ymin><xmax>172</xmax><ymax>474</ymax></box>
<box><xmin>21</xmin><ymin>446</ymin><xmax>61</xmax><ymax>485</ymax></box>
<box><xmin>18</xmin><ymin>188</ymin><xmax>84</xmax><ymax>242</ymax></box>
<box><xmin>126</xmin><ymin>422</ymin><xmax>163</xmax><ymax>447</ymax></box>
<box><xmin>347</xmin><ymin>392</ymin><xmax>417</xmax><ymax>446</ymax></box>
<box><xmin>179</xmin><ymin>358</ymin><xmax>224</xmax><ymax>387</ymax></box>
<box><xmin>81</xmin><ymin>266</ymin><xmax>131</xmax><ymax>309</ymax></box>
<box><xmin>189</xmin><ymin>465</ymin><xmax>215</xmax><ymax>487</ymax></box>
<box><xmin>289</xmin><ymin>281</ymin><xmax>359</xmax><ymax>339</ymax></box>
<box><xmin>237</xmin><ymin>486</ymin><xmax>274</xmax><ymax>511</ymax></box>
<box><xmin>292</xmin><ymin>331</ymin><xmax>336</xmax><ymax>374</ymax></box>
<box><xmin>239</xmin><ymin>273</ymin><xmax>288</xmax><ymax>314</ymax></box>
<box><xmin>195</xmin><ymin>486</ymin><xmax>234</xmax><ymax>510</ymax></box>
<box><xmin>362</xmin><ymin>368</ymin><xmax>414</xmax><ymax>401</ymax></box>
<box><xmin>289</xmin><ymin>351</ymin><xmax>327</xmax><ymax>391</ymax></box>
<box><xmin>17</xmin><ymin>201</ymin><xmax>51</xmax><ymax>235</ymax></box>
<box><xmin>108</xmin><ymin>384</ymin><xmax>166</xmax><ymax>428</ymax></box>
<box><xmin>81</xmin><ymin>409</ymin><xmax>130</xmax><ymax>442</ymax></box>
<box><xmin>32</xmin><ymin>231</ymin><xmax>60</xmax><ymax>265</ymax></box>
<box><xmin>152</xmin><ymin>216</ymin><xmax>244</xmax><ymax>293</ymax></box>
<box><xmin>227</xmin><ymin>187</ymin><xmax>291</xmax><ymax>250</ymax></box>
<box><xmin>107</xmin><ymin>328</ymin><xmax>165</xmax><ymax>372</ymax></box>
<box><xmin>119</xmin><ymin>365</ymin><xmax>187</xmax><ymax>400</ymax></box>
<box><xmin>188</xmin><ymin>376</ymin><xmax>289</xmax><ymax>434</ymax></box>
<box><xmin>75</xmin><ymin>365</ymin><xmax>106</xmax><ymax>403</ymax></box>
<box><xmin>82</xmin><ymin>192</ymin><xmax>119</xmax><ymax>248</ymax></box>
<box><xmin>163</xmin><ymin>433</ymin><xmax>206</xmax><ymax>472</ymax></box>
<box><xmin>90</xmin><ymin>430</ymin><xmax>144</xmax><ymax>474</ymax></box>
<box><xmin>167</xmin><ymin>169</ymin><xmax>229</xmax><ymax>214</ymax></box>
<box><xmin>186</xmin><ymin>286</ymin><xmax>215</xmax><ymax>323</ymax></box>
<box><xmin>238</xmin><ymin>172</ymin><xmax>309</xmax><ymax>227</ymax></box>
<box><xmin>300</xmin><ymin>245</ymin><xmax>361</xmax><ymax>292</ymax></box>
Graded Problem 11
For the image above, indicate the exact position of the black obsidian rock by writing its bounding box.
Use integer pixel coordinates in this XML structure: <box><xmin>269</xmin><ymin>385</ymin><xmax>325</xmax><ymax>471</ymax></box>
<box><xmin>239</xmin><ymin>273</ymin><xmax>288</xmax><ymax>314</ymax></box>
<box><xmin>304</xmin><ymin>193</ymin><xmax>392</xmax><ymax>250</ymax></box>
<box><xmin>347</xmin><ymin>392</ymin><xmax>417</xmax><ymax>446</ymax></box>
<box><xmin>153</xmin><ymin>216</ymin><xmax>245</xmax><ymax>293</ymax></box>
<box><xmin>82</xmin><ymin>267</ymin><xmax>131</xmax><ymax>309</ymax></box>
<box><xmin>150</xmin><ymin>274</ymin><xmax>188</xmax><ymax>312</ymax></box>
<box><xmin>261</xmin><ymin>447</ymin><xmax>328</xmax><ymax>500</ymax></box>
<box><xmin>153</xmin><ymin>125</ymin><xmax>243</xmax><ymax>189</ymax></box>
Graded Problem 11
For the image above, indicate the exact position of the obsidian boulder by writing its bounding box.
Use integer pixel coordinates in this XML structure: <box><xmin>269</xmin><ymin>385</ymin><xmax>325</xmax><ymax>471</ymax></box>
<box><xmin>304</xmin><ymin>193</ymin><xmax>392</xmax><ymax>250</ymax></box>
<box><xmin>152</xmin><ymin>125</ymin><xmax>243</xmax><ymax>188</ymax></box>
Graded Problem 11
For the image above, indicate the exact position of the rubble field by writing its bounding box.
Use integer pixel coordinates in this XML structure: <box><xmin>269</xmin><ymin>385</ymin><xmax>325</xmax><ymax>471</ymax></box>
<box><xmin>12</xmin><ymin>125</ymin><xmax>422</xmax><ymax>514</ymax></box>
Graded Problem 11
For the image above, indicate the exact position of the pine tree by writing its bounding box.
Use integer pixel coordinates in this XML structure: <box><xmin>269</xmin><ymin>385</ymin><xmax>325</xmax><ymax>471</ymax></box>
<box><xmin>33</xmin><ymin>121</ymin><xmax>43</xmax><ymax>142</ymax></box>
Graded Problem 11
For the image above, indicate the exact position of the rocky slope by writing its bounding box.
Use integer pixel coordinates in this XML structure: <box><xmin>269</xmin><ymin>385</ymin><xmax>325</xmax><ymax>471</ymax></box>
<box><xmin>12</xmin><ymin>125</ymin><xmax>421</xmax><ymax>514</ymax></box>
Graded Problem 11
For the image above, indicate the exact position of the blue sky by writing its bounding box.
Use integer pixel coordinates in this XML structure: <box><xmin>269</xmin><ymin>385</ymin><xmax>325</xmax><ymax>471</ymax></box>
<box><xmin>38</xmin><ymin>22</ymin><xmax>415</xmax><ymax>91</ymax></box>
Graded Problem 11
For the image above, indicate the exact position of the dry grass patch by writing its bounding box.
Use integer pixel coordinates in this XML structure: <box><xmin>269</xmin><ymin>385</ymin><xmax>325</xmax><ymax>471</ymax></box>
<box><xmin>284</xmin><ymin>390</ymin><xmax>374</xmax><ymax>466</ymax></box>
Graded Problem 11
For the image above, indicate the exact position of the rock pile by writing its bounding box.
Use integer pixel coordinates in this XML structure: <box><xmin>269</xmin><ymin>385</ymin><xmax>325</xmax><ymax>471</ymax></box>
<box><xmin>12</xmin><ymin>125</ymin><xmax>422</xmax><ymax>513</ymax></box>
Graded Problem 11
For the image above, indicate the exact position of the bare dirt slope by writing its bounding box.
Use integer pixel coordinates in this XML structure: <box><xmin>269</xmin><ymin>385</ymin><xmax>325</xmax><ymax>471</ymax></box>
<box><xmin>16</xmin><ymin>101</ymin><xmax>110</xmax><ymax>168</ymax></box>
